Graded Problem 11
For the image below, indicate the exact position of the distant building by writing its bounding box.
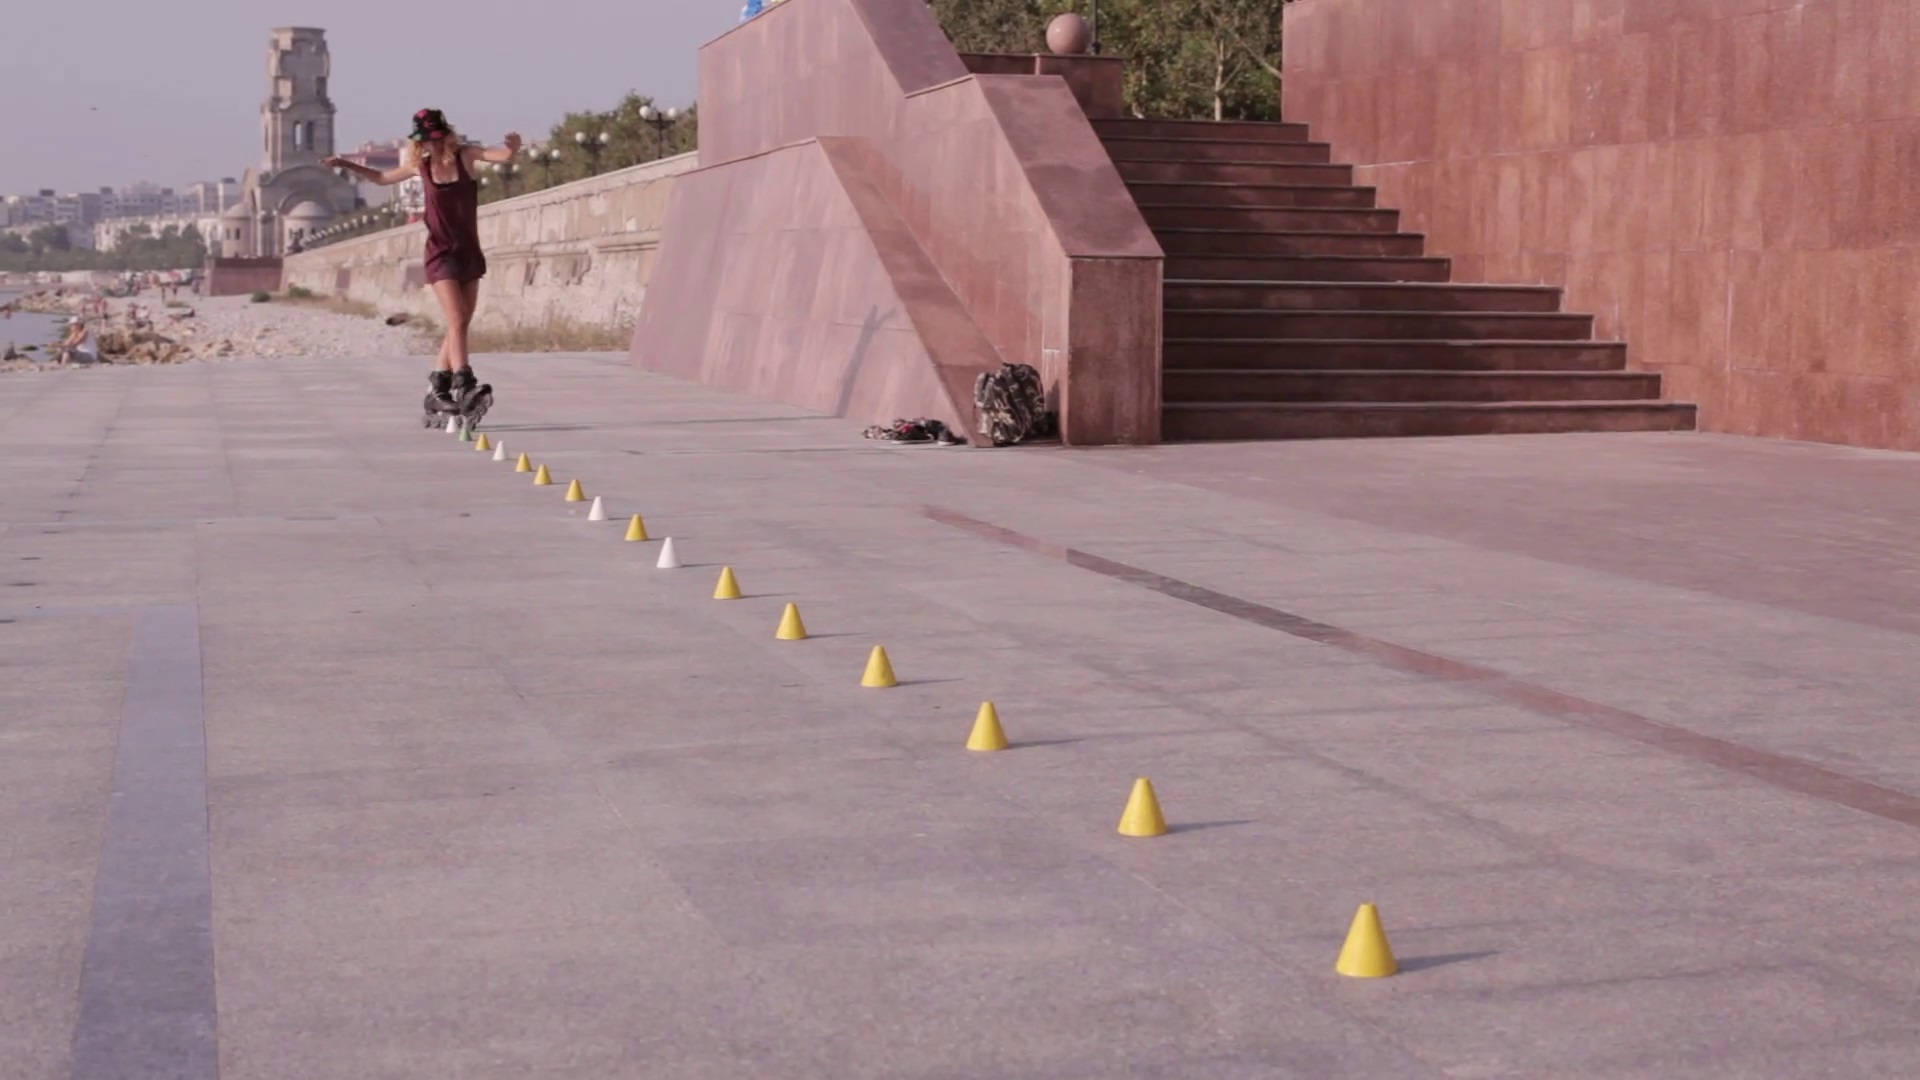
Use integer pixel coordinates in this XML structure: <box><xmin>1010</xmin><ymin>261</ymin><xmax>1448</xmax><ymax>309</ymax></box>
<box><xmin>182</xmin><ymin>179</ymin><xmax>241</xmax><ymax>215</ymax></box>
<box><xmin>224</xmin><ymin>27</ymin><xmax>356</xmax><ymax>257</ymax></box>
<box><xmin>111</xmin><ymin>182</ymin><xmax>179</xmax><ymax>219</ymax></box>
<box><xmin>338</xmin><ymin>139</ymin><xmax>408</xmax><ymax>210</ymax></box>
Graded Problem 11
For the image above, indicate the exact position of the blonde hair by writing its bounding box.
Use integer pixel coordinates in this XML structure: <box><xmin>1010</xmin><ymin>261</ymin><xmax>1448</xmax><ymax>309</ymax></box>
<box><xmin>405</xmin><ymin>130</ymin><xmax>463</xmax><ymax>172</ymax></box>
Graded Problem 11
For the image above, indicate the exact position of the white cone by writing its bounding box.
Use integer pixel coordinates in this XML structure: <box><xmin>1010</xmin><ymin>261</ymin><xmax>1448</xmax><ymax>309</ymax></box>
<box><xmin>491</xmin><ymin>441</ymin><xmax>506</xmax><ymax>462</ymax></box>
<box><xmin>445</xmin><ymin>416</ymin><xmax>459</xmax><ymax>433</ymax></box>
<box><xmin>655</xmin><ymin>537</ymin><xmax>681</xmax><ymax>570</ymax></box>
<box><xmin>587</xmin><ymin>496</ymin><xmax>607</xmax><ymax>522</ymax></box>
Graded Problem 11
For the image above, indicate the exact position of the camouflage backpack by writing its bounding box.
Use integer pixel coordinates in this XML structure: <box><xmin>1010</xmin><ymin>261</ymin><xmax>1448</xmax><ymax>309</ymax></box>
<box><xmin>973</xmin><ymin>362</ymin><xmax>1047</xmax><ymax>446</ymax></box>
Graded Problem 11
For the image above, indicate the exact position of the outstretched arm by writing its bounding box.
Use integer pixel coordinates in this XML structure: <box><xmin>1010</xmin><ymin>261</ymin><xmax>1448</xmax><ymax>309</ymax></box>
<box><xmin>471</xmin><ymin>132</ymin><xmax>524</xmax><ymax>165</ymax></box>
<box><xmin>322</xmin><ymin>156</ymin><xmax>415</xmax><ymax>185</ymax></box>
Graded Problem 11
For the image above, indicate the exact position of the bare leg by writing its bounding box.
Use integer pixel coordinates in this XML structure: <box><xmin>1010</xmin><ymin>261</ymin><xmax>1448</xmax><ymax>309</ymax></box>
<box><xmin>429</xmin><ymin>278</ymin><xmax>469</xmax><ymax>373</ymax></box>
<box><xmin>458</xmin><ymin>278</ymin><xmax>481</xmax><ymax>367</ymax></box>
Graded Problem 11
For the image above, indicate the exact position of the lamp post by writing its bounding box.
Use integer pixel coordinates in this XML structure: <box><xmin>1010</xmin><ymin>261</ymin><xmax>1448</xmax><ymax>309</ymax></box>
<box><xmin>638</xmin><ymin>105</ymin><xmax>680</xmax><ymax>158</ymax></box>
<box><xmin>525</xmin><ymin>144</ymin><xmax>561</xmax><ymax>187</ymax></box>
<box><xmin>1091</xmin><ymin>0</ymin><xmax>1100</xmax><ymax>54</ymax></box>
<box><xmin>485</xmin><ymin>159</ymin><xmax>518</xmax><ymax>197</ymax></box>
<box><xmin>574</xmin><ymin>130</ymin><xmax>611</xmax><ymax>175</ymax></box>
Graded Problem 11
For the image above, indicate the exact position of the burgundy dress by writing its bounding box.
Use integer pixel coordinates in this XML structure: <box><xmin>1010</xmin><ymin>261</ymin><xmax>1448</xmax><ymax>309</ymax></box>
<box><xmin>421</xmin><ymin>148</ymin><xmax>486</xmax><ymax>284</ymax></box>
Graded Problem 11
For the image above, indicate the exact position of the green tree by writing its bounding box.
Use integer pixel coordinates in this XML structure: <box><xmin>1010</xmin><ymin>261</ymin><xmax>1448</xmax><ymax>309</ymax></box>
<box><xmin>927</xmin><ymin>0</ymin><xmax>1288</xmax><ymax>121</ymax></box>
<box><xmin>28</xmin><ymin>223</ymin><xmax>71</xmax><ymax>253</ymax></box>
<box><xmin>927</xmin><ymin>0</ymin><xmax>1055</xmax><ymax>52</ymax></box>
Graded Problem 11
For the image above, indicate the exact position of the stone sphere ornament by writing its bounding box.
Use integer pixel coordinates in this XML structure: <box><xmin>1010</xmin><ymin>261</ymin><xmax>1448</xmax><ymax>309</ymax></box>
<box><xmin>1045</xmin><ymin>13</ymin><xmax>1093</xmax><ymax>56</ymax></box>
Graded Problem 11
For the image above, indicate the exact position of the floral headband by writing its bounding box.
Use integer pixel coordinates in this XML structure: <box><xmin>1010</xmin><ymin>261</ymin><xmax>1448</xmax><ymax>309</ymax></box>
<box><xmin>409</xmin><ymin>108</ymin><xmax>451</xmax><ymax>143</ymax></box>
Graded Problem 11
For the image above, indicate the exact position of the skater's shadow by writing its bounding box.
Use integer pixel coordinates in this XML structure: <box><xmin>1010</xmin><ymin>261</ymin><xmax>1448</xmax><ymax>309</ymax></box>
<box><xmin>483</xmin><ymin>423</ymin><xmax>594</xmax><ymax>433</ymax></box>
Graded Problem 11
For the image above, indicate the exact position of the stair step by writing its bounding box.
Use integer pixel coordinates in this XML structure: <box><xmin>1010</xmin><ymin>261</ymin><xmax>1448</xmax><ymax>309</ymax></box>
<box><xmin>1163</xmin><ymin>369</ymin><xmax>1661</xmax><ymax>403</ymax></box>
<box><xmin>1141</xmin><ymin>204</ymin><xmax>1399</xmax><ymax>232</ymax></box>
<box><xmin>1115</xmin><ymin>160</ymin><xmax>1354</xmax><ymax>185</ymax></box>
<box><xmin>1155</xmin><ymin>229</ymin><xmax>1427</xmax><ymax>256</ymax></box>
<box><xmin>1166</xmin><ymin>309</ymin><xmax>1595</xmax><ymax>341</ymax></box>
<box><xmin>1165</xmin><ymin>254</ymin><xmax>1450</xmax><ymax>282</ymax></box>
<box><xmin>1165</xmin><ymin>280</ymin><xmax>1564</xmax><ymax>313</ymax></box>
<box><xmin>1093</xmin><ymin>117</ymin><xmax>1314</xmax><ymax>142</ymax></box>
<box><xmin>1126</xmin><ymin>181</ymin><xmax>1377</xmax><ymax>208</ymax></box>
<box><xmin>1102</xmin><ymin>137</ymin><xmax>1334</xmax><ymax>164</ymax></box>
<box><xmin>1162</xmin><ymin>401</ymin><xmax>1699</xmax><ymax>441</ymax></box>
<box><xmin>1162</xmin><ymin>339</ymin><xmax>1630</xmax><ymax>371</ymax></box>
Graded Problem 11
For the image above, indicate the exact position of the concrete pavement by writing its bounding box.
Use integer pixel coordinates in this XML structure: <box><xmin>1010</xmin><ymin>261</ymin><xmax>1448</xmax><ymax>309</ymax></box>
<box><xmin>5</xmin><ymin>352</ymin><xmax>1920</xmax><ymax>1078</ymax></box>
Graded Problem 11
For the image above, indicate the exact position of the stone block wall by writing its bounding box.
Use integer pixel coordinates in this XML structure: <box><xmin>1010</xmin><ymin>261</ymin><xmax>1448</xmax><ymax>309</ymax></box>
<box><xmin>283</xmin><ymin>154</ymin><xmax>695</xmax><ymax>338</ymax></box>
<box><xmin>1283</xmin><ymin>0</ymin><xmax>1920</xmax><ymax>450</ymax></box>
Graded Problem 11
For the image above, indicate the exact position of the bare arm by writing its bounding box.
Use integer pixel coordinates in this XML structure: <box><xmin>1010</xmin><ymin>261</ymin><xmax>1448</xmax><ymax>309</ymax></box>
<box><xmin>471</xmin><ymin>132</ymin><xmax>524</xmax><ymax>165</ymax></box>
<box><xmin>322</xmin><ymin>156</ymin><xmax>415</xmax><ymax>185</ymax></box>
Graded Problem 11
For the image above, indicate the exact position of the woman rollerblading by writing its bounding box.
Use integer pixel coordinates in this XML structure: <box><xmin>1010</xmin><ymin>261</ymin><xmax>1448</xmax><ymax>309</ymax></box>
<box><xmin>324</xmin><ymin>109</ymin><xmax>517</xmax><ymax>431</ymax></box>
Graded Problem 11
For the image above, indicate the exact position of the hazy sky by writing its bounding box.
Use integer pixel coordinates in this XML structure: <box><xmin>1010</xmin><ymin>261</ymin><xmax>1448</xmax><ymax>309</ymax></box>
<box><xmin>1</xmin><ymin>0</ymin><xmax>740</xmax><ymax>193</ymax></box>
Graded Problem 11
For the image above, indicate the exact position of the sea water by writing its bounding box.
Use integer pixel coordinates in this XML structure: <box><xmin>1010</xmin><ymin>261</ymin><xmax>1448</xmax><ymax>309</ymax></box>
<box><xmin>0</xmin><ymin>288</ymin><xmax>78</xmax><ymax>358</ymax></box>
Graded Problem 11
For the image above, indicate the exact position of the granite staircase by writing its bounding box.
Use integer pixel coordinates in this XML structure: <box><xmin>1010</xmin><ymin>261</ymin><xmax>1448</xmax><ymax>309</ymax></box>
<box><xmin>1092</xmin><ymin>117</ymin><xmax>1698</xmax><ymax>440</ymax></box>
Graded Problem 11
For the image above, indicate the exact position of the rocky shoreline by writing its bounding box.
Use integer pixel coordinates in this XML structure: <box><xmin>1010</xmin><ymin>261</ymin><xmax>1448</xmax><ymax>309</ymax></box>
<box><xmin>2</xmin><ymin>289</ymin><xmax>434</xmax><ymax>372</ymax></box>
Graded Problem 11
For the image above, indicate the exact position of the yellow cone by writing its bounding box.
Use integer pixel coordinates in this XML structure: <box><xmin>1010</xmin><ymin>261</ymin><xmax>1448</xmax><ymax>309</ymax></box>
<box><xmin>713</xmin><ymin>566</ymin><xmax>741</xmax><ymax>600</ymax></box>
<box><xmin>1334</xmin><ymin>903</ymin><xmax>1398</xmax><ymax>978</ymax></box>
<box><xmin>564</xmin><ymin>478</ymin><xmax>585</xmax><ymax>502</ymax></box>
<box><xmin>966</xmin><ymin>701</ymin><xmax>1009</xmax><ymax>751</ymax></box>
<box><xmin>774</xmin><ymin>602</ymin><xmax>808</xmax><ymax>640</ymax></box>
<box><xmin>860</xmin><ymin>645</ymin><xmax>897</xmax><ymax>688</ymax></box>
<box><xmin>514</xmin><ymin>452</ymin><xmax>532</xmax><ymax>473</ymax></box>
<box><xmin>533</xmin><ymin>464</ymin><xmax>553</xmax><ymax>485</ymax></box>
<box><xmin>474</xmin><ymin>433</ymin><xmax>492</xmax><ymax>452</ymax></box>
<box><xmin>624</xmin><ymin>514</ymin><xmax>649</xmax><ymax>542</ymax></box>
<box><xmin>1117</xmin><ymin>777</ymin><xmax>1168</xmax><ymax>837</ymax></box>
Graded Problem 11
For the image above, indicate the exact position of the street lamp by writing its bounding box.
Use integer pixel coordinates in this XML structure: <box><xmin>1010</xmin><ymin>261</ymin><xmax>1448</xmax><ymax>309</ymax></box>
<box><xmin>574</xmin><ymin>130</ymin><xmax>611</xmax><ymax>174</ymax></box>
<box><xmin>524</xmin><ymin>144</ymin><xmax>560</xmax><ymax>186</ymax></box>
<box><xmin>484</xmin><ymin>159</ymin><xmax>518</xmax><ymax>197</ymax></box>
<box><xmin>638</xmin><ymin>105</ymin><xmax>680</xmax><ymax>158</ymax></box>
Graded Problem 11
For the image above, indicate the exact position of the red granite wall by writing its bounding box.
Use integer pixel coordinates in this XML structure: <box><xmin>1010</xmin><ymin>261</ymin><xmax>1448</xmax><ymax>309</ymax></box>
<box><xmin>632</xmin><ymin>138</ymin><xmax>997</xmax><ymax>435</ymax></box>
<box><xmin>637</xmin><ymin>0</ymin><xmax>1162</xmax><ymax>444</ymax></box>
<box><xmin>204</xmin><ymin>258</ymin><xmax>282</xmax><ymax>297</ymax></box>
<box><xmin>1283</xmin><ymin>0</ymin><xmax>1920</xmax><ymax>450</ymax></box>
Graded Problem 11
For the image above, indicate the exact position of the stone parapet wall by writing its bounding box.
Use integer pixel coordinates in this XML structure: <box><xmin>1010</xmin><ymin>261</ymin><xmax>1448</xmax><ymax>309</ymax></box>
<box><xmin>283</xmin><ymin>153</ymin><xmax>695</xmax><ymax>336</ymax></box>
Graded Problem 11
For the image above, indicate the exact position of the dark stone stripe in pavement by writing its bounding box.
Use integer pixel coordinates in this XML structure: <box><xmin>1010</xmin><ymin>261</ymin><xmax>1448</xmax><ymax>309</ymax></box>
<box><xmin>70</xmin><ymin>604</ymin><xmax>218</xmax><ymax>1080</ymax></box>
<box><xmin>924</xmin><ymin>505</ymin><xmax>1920</xmax><ymax>830</ymax></box>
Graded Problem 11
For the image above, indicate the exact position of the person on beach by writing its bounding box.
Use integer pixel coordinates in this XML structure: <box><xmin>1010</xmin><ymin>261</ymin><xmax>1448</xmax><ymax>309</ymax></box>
<box><xmin>58</xmin><ymin>317</ymin><xmax>97</xmax><ymax>365</ymax></box>
<box><xmin>323</xmin><ymin>109</ymin><xmax>520</xmax><ymax>411</ymax></box>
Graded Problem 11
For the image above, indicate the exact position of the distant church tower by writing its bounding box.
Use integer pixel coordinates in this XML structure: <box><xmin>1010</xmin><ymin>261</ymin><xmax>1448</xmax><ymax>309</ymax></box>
<box><xmin>262</xmin><ymin>27</ymin><xmax>335</xmax><ymax>171</ymax></box>
<box><xmin>231</xmin><ymin>27</ymin><xmax>355</xmax><ymax>258</ymax></box>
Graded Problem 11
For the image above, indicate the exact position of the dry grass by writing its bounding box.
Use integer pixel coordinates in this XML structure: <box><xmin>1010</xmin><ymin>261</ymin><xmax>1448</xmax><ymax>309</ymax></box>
<box><xmin>280</xmin><ymin>291</ymin><xmax>383</xmax><ymax>321</ymax></box>
<box><xmin>467</xmin><ymin>317</ymin><xmax>633</xmax><ymax>353</ymax></box>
